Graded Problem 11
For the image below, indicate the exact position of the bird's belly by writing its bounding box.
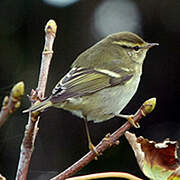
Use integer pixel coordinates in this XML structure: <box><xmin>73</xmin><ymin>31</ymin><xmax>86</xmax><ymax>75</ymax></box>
<box><xmin>62</xmin><ymin>76</ymin><xmax>141</xmax><ymax>122</ymax></box>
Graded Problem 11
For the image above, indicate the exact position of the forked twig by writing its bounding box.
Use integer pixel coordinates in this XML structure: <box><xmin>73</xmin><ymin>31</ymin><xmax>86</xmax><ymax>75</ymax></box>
<box><xmin>15</xmin><ymin>19</ymin><xmax>57</xmax><ymax>180</ymax></box>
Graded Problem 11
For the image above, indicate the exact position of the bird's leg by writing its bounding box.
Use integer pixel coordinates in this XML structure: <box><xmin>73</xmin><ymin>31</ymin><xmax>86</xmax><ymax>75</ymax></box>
<box><xmin>83</xmin><ymin>118</ymin><xmax>99</xmax><ymax>156</ymax></box>
<box><xmin>116</xmin><ymin>114</ymin><xmax>140</xmax><ymax>128</ymax></box>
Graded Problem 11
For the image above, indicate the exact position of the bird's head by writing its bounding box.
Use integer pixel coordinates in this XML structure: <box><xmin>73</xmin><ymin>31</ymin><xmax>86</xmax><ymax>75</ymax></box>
<box><xmin>107</xmin><ymin>32</ymin><xmax>159</xmax><ymax>64</ymax></box>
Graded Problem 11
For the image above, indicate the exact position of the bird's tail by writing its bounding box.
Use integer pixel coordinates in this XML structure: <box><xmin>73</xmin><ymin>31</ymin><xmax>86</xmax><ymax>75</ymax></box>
<box><xmin>23</xmin><ymin>98</ymin><xmax>52</xmax><ymax>113</ymax></box>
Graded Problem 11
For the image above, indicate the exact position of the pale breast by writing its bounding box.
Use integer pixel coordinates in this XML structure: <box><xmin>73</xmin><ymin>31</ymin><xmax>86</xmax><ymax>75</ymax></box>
<box><xmin>88</xmin><ymin>74</ymin><xmax>141</xmax><ymax>119</ymax></box>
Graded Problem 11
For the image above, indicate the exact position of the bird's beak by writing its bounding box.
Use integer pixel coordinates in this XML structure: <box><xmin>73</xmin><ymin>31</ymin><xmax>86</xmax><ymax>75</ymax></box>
<box><xmin>144</xmin><ymin>42</ymin><xmax>159</xmax><ymax>49</ymax></box>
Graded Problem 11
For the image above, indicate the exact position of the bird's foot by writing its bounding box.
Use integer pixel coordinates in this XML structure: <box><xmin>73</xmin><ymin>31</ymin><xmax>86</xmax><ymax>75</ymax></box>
<box><xmin>117</xmin><ymin>114</ymin><xmax>140</xmax><ymax>128</ymax></box>
<box><xmin>89</xmin><ymin>142</ymin><xmax>99</xmax><ymax>160</ymax></box>
<box><xmin>127</xmin><ymin>115</ymin><xmax>140</xmax><ymax>128</ymax></box>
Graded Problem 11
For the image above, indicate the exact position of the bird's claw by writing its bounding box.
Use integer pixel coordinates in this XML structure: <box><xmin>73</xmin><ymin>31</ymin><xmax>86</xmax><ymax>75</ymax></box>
<box><xmin>116</xmin><ymin>114</ymin><xmax>140</xmax><ymax>128</ymax></box>
<box><xmin>127</xmin><ymin>115</ymin><xmax>140</xmax><ymax>128</ymax></box>
<box><xmin>89</xmin><ymin>142</ymin><xmax>100</xmax><ymax>160</ymax></box>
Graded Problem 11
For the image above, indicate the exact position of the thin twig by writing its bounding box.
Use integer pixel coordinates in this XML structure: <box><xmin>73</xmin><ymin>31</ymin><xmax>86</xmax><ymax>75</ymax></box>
<box><xmin>15</xmin><ymin>19</ymin><xmax>57</xmax><ymax>180</ymax></box>
<box><xmin>0</xmin><ymin>82</ymin><xmax>24</xmax><ymax>128</ymax></box>
<box><xmin>66</xmin><ymin>172</ymin><xmax>143</xmax><ymax>180</ymax></box>
<box><xmin>51</xmin><ymin>98</ymin><xmax>156</xmax><ymax>180</ymax></box>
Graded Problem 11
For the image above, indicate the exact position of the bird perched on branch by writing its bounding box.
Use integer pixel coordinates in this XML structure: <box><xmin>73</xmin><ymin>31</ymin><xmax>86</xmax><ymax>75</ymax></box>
<box><xmin>23</xmin><ymin>32</ymin><xmax>158</xmax><ymax>153</ymax></box>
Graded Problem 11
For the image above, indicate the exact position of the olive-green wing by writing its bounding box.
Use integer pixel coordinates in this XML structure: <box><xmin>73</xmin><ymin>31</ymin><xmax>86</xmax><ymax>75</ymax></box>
<box><xmin>50</xmin><ymin>67</ymin><xmax>134</xmax><ymax>103</ymax></box>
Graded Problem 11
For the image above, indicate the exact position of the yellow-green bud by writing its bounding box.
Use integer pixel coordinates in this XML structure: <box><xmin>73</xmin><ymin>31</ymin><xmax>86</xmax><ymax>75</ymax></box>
<box><xmin>45</xmin><ymin>19</ymin><xmax>57</xmax><ymax>35</ymax></box>
<box><xmin>11</xmin><ymin>81</ymin><xmax>25</xmax><ymax>99</ymax></box>
<box><xmin>143</xmin><ymin>97</ymin><xmax>156</xmax><ymax>114</ymax></box>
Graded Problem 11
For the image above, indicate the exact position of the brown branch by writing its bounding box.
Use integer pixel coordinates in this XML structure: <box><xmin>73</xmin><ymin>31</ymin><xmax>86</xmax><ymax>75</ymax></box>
<box><xmin>66</xmin><ymin>172</ymin><xmax>143</xmax><ymax>180</ymax></box>
<box><xmin>15</xmin><ymin>20</ymin><xmax>57</xmax><ymax>180</ymax></box>
<box><xmin>0</xmin><ymin>82</ymin><xmax>24</xmax><ymax>128</ymax></box>
<box><xmin>51</xmin><ymin>98</ymin><xmax>156</xmax><ymax>180</ymax></box>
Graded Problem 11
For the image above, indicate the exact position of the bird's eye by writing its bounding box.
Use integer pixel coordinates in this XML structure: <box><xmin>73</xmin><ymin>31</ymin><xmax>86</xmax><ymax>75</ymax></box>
<box><xmin>133</xmin><ymin>46</ymin><xmax>140</xmax><ymax>51</ymax></box>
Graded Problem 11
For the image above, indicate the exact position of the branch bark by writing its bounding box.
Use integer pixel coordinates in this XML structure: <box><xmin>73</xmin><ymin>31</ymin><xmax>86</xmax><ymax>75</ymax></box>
<box><xmin>15</xmin><ymin>19</ymin><xmax>57</xmax><ymax>180</ymax></box>
<box><xmin>51</xmin><ymin>98</ymin><xmax>156</xmax><ymax>180</ymax></box>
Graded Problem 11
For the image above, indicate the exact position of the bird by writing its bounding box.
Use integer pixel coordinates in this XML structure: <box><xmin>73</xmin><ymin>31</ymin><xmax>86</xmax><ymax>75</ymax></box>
<box><xmin>23</xmin><ymin>32</ymin><xmax>158</xmax><ymax>153</ymax></box>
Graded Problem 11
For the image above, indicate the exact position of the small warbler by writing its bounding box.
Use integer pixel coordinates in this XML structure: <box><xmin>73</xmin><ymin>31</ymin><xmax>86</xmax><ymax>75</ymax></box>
<box><xmin>24</xmin><ymin>32</ymin><xmax>158</xmax><ymax>152</ymax></box>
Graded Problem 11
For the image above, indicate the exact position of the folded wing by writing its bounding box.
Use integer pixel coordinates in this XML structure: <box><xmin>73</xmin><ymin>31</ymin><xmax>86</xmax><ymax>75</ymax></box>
<box><xmin>50</xmin><ymin>66</ymin><xmax>134</xmax><ymax>104</ymax></box>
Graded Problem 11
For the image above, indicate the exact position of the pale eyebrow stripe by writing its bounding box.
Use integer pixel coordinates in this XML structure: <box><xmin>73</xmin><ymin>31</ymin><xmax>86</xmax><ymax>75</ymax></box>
<box><xmin>112</xmin><ymin>41</ymin><xmax>143</xmax><ymax>49</ymax></box>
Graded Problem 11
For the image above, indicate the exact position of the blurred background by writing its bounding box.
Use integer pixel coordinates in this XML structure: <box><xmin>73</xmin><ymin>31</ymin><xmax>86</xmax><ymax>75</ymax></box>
<box><xmin>0</xmin><ymin>0</ymin><xmax>180</xmax><ymax>179</ymax></box>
